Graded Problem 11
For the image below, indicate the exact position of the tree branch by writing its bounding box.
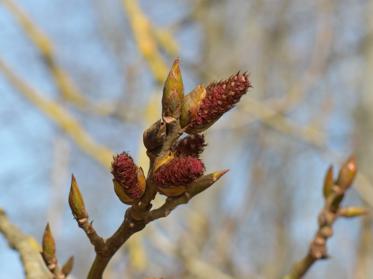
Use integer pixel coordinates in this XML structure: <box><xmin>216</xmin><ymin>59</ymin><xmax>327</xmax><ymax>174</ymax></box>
<box><xmin>0</xmin><ymin>209</ymin><xmax>52</xmax><ymax>279</ymax></box>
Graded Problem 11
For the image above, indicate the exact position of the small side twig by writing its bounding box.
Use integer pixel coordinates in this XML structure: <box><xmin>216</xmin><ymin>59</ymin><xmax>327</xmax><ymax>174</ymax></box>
<box><xmin>284</xmin><ymin>157</ymin><xmax>367</xmax><ymax>279</ymax></box>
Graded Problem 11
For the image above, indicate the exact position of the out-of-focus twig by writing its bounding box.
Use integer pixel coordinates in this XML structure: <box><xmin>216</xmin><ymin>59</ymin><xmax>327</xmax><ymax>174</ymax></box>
<box><xmin>0</xmin><ymin>209</ymin><xmax>52</xmax><ymax>279</ymax></box>
<box><xmin>122</xmin><ymin>0</ymin><xmax>171</xmax><ymax>84</ymax></box>
<box><xmin>0</xmin><ymin>58</ymin><xmax>113</xmax><ymax>169</ymax></box>
<box><xmin>2</xmin><ymin>0</ymin><xmax>116</xmax><ymax>116</ymax></box>
<box><xmin>284</xmin><ymin>157</ymin><xmax>367</xmax><ymax>279</ymax></box>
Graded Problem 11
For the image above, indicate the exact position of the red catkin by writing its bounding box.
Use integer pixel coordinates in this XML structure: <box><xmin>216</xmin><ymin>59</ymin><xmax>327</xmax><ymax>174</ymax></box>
<box><xmin>153</xmin><ymin>156</ymin><xmax>205</xmax><ymax>188</ymax></box>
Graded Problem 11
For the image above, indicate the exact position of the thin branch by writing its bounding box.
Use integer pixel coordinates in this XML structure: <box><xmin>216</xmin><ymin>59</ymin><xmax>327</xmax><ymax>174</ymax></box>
<box><xmin>0</xmin><ymin>58</ymin><xmax>113</xmax><ymax>168</ymax></box>
<box><xmin>2</xmin><ymin>0</ymin><xmax>116</xmax><ymax>116</ymax></box>
<box><xmin>122</xmin><ymin>0</ymin><xmax>169</xmax><ymax>84</ymax></box>
<box><xmin>0</xmin><ymin>209</ymin><xmax>52</xmax><ymax>279</ymax></box>
<box><xmin>284</xmin><ymin>158</ymin><xmax>365</xmax><ymax>279</ymax></box>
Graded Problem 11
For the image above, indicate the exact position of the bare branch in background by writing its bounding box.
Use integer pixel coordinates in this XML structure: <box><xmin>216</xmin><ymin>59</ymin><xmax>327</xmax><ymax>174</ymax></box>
<box><xmin>284</xmin><ymin>157</ymin><xmax>367</xmax><ymax>279</ymax></box>
<box><xmin>0</xmin><ymin>209</ymin><xmax>52</xmax><ymax>279</ymax></box>
<box><xmin>0</xmin><ymin>58</ymin><xmax>113</xmax><ymax>168</ymax></box>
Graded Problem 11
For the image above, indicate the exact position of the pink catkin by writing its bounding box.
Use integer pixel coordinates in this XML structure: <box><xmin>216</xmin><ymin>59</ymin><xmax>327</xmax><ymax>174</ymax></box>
<box><xmin>189</xmin><ymin>72</ymin><xmax>252</xmax><ymax>129</ymax></box>
<box><xmin>111</xmin><ymin>152</ymin><xmax>142</xmax><ymax>199</ymax></box>
<box><xmin>174</xmin><ymin>134</ymin><xmax>206</xmax><ymax>158</ymax></box>
<box><xmin>153</xmin><ymin>156</ymin><xmax>205</xmax><ymax>188</ymax></box>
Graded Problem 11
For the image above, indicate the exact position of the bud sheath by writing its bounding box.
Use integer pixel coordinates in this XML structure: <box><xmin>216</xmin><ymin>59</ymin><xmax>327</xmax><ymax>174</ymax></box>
<box><xmin>162</xmin><ymin>58</ymin><xmax>184</xmax><ymax>122</ymax></box>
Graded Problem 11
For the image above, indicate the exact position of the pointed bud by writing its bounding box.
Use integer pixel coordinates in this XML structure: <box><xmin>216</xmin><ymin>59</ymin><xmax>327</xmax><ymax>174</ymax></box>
<box><xmin>69</xmin><ymin>175</ymin><xmax>88</xmax><ymax>219</ymax></box>
<box><xmin>111</xmin><ymin>153</ymin><xmax>146</xmax><ymax>204</ymax></box>
<box><xmin>186</xmin><ymin>72</ymin><xmax>251</xmax><ymax>134</ymax></box>
<box><xmin>42</xmin><ymin>223</ymin><xmax>56</xmax><ymax>266</ymax></box>
<box><xmin>336</xmin><ymin>156</ymin><xmax>357</xmax><ymax>189</ymax></box>
<box><xmin>154</xmin><ymin>156</ymin><xmax>205</xmax><ymax>197</ymax></box>
<box><xmin>188</xmin><ymin>169</ymin><xmax>229</xmax><ymax>196</ymax></box>
<box><xmin>323</xmin><ymin>166</ymin><xmax>334</xmax><ymax>199</ymax></box>
<box><xmin>339</xmin><ymin>207</ymin><xmax>368</xmax><ymax>218</ymax></box>
<box><xmin>174</xmin><ymin>134</ymin><xmax>206</xmax><ymax>157</ymax></box>
<box><xmin>180</xmin><ymin>85</ymin><xmax>206</xmax><ymax>128</ymax></box>
<box><xmin>162</xmin><ymin>58</ymin><xmax>184</xmax><ymax>123</ymax></box>
<box><xmin>61</xmin><ymin>256</ymin><xmax>74</xmax><ymax>276</ymax></box>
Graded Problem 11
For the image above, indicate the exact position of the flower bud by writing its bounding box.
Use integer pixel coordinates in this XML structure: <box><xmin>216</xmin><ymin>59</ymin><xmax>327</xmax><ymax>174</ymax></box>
<box><xmin>162</xmin><ymin>58</ymin><xmax>184</xmax><ymax>123</ymax></box>
<box><xmin>180</xmin><ymin>85</ymin><xmax>206</xmax><ymax>128</ymax></box>
<box><xmin>336</xmin><ymin>156</ymin><xmax>357</xmax><ymax>189</ymax></box>
<box><xmin>111</xmin><ymin>153</ymin><xmax>146</xmax><ymax>204</ymax></box>
<box><xmin>186</xmin><ymin>72</ymin><xmax>251</xmax><ymax>134</ymax></box>
<box><xmin>42</xmin><ymin>223</ymin><xmax>56</xmax><ymax>267</ymax></box>
<box><xmin>69</xmin><ymin>175</ymin><xmax>88</xmax><ymax>220</ymax></box>
<box><xmin>153</xmin><ymin>156</ymin><xmax>205</xmax><ymax>196</ymax></box>
<box><xmin>61</xmin><ymin>256</ymin><xmax>74</xmax><ymax>276</ymax></box>
<box><xmin>174</xmin><ymin>134</ymin><xmax>206</xmax><ymax>157</ymax></box>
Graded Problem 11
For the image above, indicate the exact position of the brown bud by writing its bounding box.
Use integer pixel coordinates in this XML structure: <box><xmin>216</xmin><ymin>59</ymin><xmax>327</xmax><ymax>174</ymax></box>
<box><xmin>162</xmin><ymin>58</ymin><xmax>184</xmax><ymax>122</ymax></box>
<box><xmin>336</xmin><ymin>156</ymin><xmax>357</xmax><ymax>189</ymax></box>
<box><xmin>180</xmin><ymin>85</ymin><xmax>206</xmax><ymax>128</ymax></box>
<box><xmin>339</xmin><ymin>207</ymin><xmax>368</xmax><ymax>218</ymax></box>
<box><xmin>42</xmin><ymin>223</ymin><xmax>56</xmax><ymax>266</ymax></box>
<box><xmin>143</xmin><ymin>120</ymin><xmax>166</xmax><ymax>151</ymax></box>
<box><xmin>69</xmin><ymin>175</ymin><xmax>88</xmax><ymax>219</ymax></box>
<box><xmin>323</xmin><ymin>166</ymin><xmax>334</xmax><ymax>199</ymax></box>
<box><xmin>61</xmin><ymin>256</ymin><xmax>74</xmax><ymax>276</ymax></box>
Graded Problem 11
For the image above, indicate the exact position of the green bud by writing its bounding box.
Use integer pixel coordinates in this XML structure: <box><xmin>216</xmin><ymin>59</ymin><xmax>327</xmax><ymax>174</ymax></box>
<box><xmin>187</xmin><ymin>169</ymin><xmax>229</xmax><ymax>196</ymax></box>
<box><xmin>69</xmin><ymin>175</ymin><xmax>88</xmax><ymax>219</ymax></box>
<box><xmin>42</xmin><ymin>223</ymin><xmax>56</xmax><ymax>266</ymax></box>
<box><xmin>162</xmin><ymin>58</ymin><xmax>184</xmax><ymax>123</ymax></box>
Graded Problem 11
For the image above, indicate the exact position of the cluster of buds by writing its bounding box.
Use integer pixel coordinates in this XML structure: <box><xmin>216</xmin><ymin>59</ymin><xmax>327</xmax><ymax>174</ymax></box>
<box><xmin>111</xmin><ymin>59</ymin><xmax>251</xmax><ymax>200</ymax></box>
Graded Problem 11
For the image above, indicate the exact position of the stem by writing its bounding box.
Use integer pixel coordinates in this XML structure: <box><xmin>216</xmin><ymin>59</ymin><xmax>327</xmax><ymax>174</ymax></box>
<box><xmin>87</xmin><ymin>120</ymin><xmax>182</xmax><ymax>278</ymax></box>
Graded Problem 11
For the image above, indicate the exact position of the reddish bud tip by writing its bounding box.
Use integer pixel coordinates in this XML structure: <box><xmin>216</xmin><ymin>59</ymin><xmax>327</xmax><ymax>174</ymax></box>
<box><xmin>174</xmin><ymin>134</ymin><xmax>206</xmax><ymax>157</ymax></box>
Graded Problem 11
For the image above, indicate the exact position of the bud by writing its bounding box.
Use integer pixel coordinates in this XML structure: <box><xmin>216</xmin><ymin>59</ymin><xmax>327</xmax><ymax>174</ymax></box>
<box><xmin>180</xmin><ymin>85</ymin><xmax>206</xmax><ymax>128</ymax></box>
<box><xmin>186</xmin><ymin>72</ymin><xmax>251</xmax><ymax>134</ymax></box>
<box><xmin>42</xmin><ymin>223</ymin><xmax>56</xmax><ymax>266</ymax></box>
<box><xmin>188</xmin><ymin>169</ymin><xmax>229</xmax><ymax>196</ymax></box>
<box><xmin>69</xmin><ymin>175</ymin><xmax>88</xmax><ymax>220</ymax></box>
<box><xmin>323</xmin><ymin>166</ymin><xmax>334</xmax><ymax>199</ymax></box>
<box><xmin>61</xmin><ymin>256</ymin><xmax>74</xmax><ymax>276</ymax></box>
<box><xmin>336</xmin><ymin>156</ymin><xmax>357</xmax><ymax>189</ymax></box>
<box><xmin>143</xmin><ymin>120</ymin><xmax>166</xmax><ymax>151</ymax></box>
<box><xmin>339</xmin><ymin>207</ymin><xmax>368</xmax><ymax>218</ymax></box>
<box><xmin>111</xmin><ymin>153</ymin><xmax>146</xmax><ymax>204</ymax></box>
<box><xmin>153</xmin><ymin>156</ymin><xmax>205</xmax><ymax>196</ymax></box>
<box><xmin>174</xmin><ymin>134</ymin><xmax>206</xmax><ymax>157</ymax></box>
<box><xmin>162</xmin><ymin>58</ymin><xmax>184</xmax><ymax>123</ymax></box>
